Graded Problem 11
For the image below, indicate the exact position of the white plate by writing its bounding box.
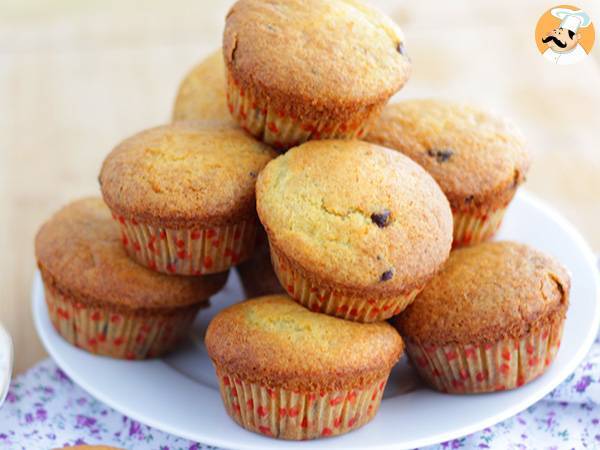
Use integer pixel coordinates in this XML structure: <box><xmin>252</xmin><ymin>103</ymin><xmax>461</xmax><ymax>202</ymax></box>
<box><xmin>32</xmin><ymin>191</ymin><xmax>600</xmax><ymax>450</ymax></box>
<box><xmin>0</xmin><ymin>322</ymin><xmax>14</xmax><ymax>407</ymax></box>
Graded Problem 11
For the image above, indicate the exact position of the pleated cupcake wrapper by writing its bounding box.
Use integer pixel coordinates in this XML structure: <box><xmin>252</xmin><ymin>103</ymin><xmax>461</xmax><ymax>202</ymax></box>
<box><xmin>226</xmin><ymin>72</ymin><xmax>372</xmax><ymax>150</ymax></box>
<box><xmin>113</xmin><ymin>213</ymin><xmax>258</xmax><ymax>275</ymax></box>
<box><xmin>216</xmin><ymin>370</ymin><xmax>388</xmax><ymax>440</ymax></box>
<box><xmin>405</xmin><ymin>319</ymin><xmax>565</xmax><ymax>394</ymax></box>
<box><xmin>43</xmin><ymin>282</ymin><xmax>200</xmax><ymax>360</ymax></box>
<box><xmin>452</xmin><ymin>206</ymin><xmax>507</xmax><ymax>248</ymax></box>
<box><xmin>270</xmin><ymin>245</ymin><xmax>419</xmax><ymax>322</ymax></box>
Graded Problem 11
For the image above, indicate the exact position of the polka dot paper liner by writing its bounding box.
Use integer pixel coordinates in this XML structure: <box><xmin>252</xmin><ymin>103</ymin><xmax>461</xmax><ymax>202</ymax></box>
<box><xmin>43</xmin><ymin>279</ymin><xmax>200</xmax><ymax>360</ymax></box>
<box><xmin>270</xmin><ymin>245</ymin><xmax>421</xmax><ymax>323</ymax></box>
<box><xmin>226</xmin><ymin>72</ymin><xmax>374</xmax><ymax>150</ymax></box>
<box><xmin>452</xmin><ymin>206</ymin><xmax>507</xmax><ymax>248</ymax></box>
<box><xmin>114</xmin><ymin>213</ymin><xmax>258</xmax><ymax>276</ymax></box>
<box><xmin>404</xmin><ymin>319</ymin><xmax>565</xmax><ymax>394</ymax></box>
<box><xmin>216</xmin><ymin>369</ymin><xmax>388</xmax><ymax>440</ymax></box>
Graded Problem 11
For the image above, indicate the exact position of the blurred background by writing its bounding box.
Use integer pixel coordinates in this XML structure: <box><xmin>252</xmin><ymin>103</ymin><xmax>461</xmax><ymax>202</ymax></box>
<box><xmin>1</xmin><ymin>0</ymin><xmax>599</xmax><ymax>373</ymax></box>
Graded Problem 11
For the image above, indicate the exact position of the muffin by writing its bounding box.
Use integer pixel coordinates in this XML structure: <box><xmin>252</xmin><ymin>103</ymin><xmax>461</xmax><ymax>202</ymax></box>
<box><xmin>172</xmin><ymin>49</ymin><xmax>232</xmax><ymax>123</ymax></box>
<box><xmin>223</xmin><ymin>0</ymin><xmax>411</xmax><ymax>150</ymax></box>
<box><xmin>99</xmin><ymin>121</ymin><xmax>276</xmax><ymax>275</ymax></box>
<box><xmin>256</xmin><ymin>140</ymin><xmax>453</xmax><ymax>322</ymax></box>
<box><xmin>394</xmin><ymin>241</ymin><xmax>570</xmax><ymax>394</ymax></box>
<box><xmin>35</xmin><ymin>198</ymin><xmax>228</xmax><ymax>359</ymax></box>
<box><xmin>235</xmin><ymin>229</ymin><xmax>284</xmax><ymax>298</ymax></box>
<box><xmin>205</xmin><ymin>295</ymin><xmax>403</xmax><ymax>440</ymax></box>
<box><xmin>366</xmin><ymin>99</ymin><xmax>530</xmax><ymax>247</ymax></box>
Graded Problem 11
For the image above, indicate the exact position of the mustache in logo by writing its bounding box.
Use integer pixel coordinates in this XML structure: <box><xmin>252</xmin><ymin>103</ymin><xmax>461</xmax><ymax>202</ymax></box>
<box><xmin>542</xmin><ymin>35</ymin><xmax>567</xmax><ymax>48</ymax></box>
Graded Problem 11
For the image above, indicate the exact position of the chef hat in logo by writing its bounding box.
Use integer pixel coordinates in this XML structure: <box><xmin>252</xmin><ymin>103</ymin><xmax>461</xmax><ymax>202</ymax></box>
<box><xmin>551</xmin><ymin>8</ymin><xmax>592</xmax><ymax>33</ymax></box>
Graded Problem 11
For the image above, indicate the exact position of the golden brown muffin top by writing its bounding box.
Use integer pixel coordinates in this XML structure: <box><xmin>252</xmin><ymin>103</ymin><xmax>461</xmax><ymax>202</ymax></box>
<box><xmin>223</xmin><ymin>0</ymin><xmax>410</xmax><ymax>120</ymax></box>
<box><xmin>99</xmin><ymin>121</ymin><xmax>276</xmax><ymax>229</ymax></box>
<box><xmin>256</xmin><ymin>140</ymin><xmax>453</xmax><ymax>296</ymax></box>
<box><xmin>206</xmin><ymin>295</ymin><xmax>403</xmax><ymax>391</ymax></box>
<box><xmin>172</xmin><ymin>49</ymin><xmax>232</xmax><ymax>123</ymax></box>
<box><xmin>395</xmin><ymin>241</ymin><xmax>570</xmax><ymax>345</ymax></box>
<box><xmin>35</xmin><ymin>198</ymin><xmax>228</xmax><ymax>309</ymax></box>
<box><xmin>366</xmin><ymin>99</ymin><xmax>530</xmax><ymax>212</ymax></box>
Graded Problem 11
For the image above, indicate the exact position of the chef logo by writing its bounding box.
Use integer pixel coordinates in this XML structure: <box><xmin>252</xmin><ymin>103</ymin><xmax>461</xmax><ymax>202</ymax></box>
<box><xmin>535</xmin><ymin>5</ymin><xmax>595</xmax><ymax>65</ymax></box>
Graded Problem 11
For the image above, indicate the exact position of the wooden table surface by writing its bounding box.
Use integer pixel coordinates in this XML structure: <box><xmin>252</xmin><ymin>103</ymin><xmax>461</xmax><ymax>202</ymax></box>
<box><xmin>1</xmin><ymin>0</ymin><xmax>599</xmax><ymax>374</ymax></box>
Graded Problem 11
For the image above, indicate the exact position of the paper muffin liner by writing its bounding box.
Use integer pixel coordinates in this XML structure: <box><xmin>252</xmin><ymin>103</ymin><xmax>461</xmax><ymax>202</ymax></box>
<box><xmin>43</xmin><ymin>280</ymin><xmax>200</xmax><ymax>360</ymax></box>
<box><xmin>216</xmin><ymin>369</ymin><xmax>388</xmax><ymax>440</ymax></box>
<box><xmin>113</xmin><ymin>213</ymin><xmax>258</xmax><ymax>275</ymax></box>
<box><xmin>452</xmin><ymin>206</ymin><xmax>507</xmax><ymax>248</ymax></box>
<box><xmin>270</xmin><ymin>245</ymin><xmax>419</xmax><ymax>322</ymax></box>
<box><xmin>404</xmin><ymin>319</ymin><xmax>565</xmax><ymax>394</ymax></box>
<box><xmin>226</xmin><ymin>72</ymin><xmax>376</xmax><ymax>150</ymax></box>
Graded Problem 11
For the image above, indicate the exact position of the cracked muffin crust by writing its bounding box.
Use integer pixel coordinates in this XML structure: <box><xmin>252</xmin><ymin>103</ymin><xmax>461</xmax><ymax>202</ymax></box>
<box><xmin>35</xmin><ymin>197</ymin><xmax>227</xmax><ymax>359</ymax></box>
<box><xmin>206</xmin><ymin>294</ymin><xmax>403</xmax><ymax>439</ymax></box>
<box><xmin>366</xmin><ymin>99</ymin><xmax>530</xmax><ymax>247</ymax></box>
<box><xmin>223</xmin><ymin>0</ymin><xmax>411</xmax><ymax>149</ymax></box>
<box><xmin>394</xmin><ymin>241</ymin><xmax>570</xmax><ymax>393</ymax></box>
<box><xmin>99</xmin><ymin>121</ymin><xmax>277</xmax><ymax>275</ymax></box>
<box><xmin>256</xmin><ymin>140</ymin><xmax>453</xmax><ymax>321</ymax></box>
<box><xmin>172</xmin><ymin>49</ymin><xmax>233</xmax><ymax>124</ymax></box>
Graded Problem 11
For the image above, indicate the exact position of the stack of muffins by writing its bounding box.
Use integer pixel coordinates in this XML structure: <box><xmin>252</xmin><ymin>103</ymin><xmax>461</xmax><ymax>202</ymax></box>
<box><xmin>35</xmin><ymin>0</ymin><xmax>571</xmax><ymax>442</ymax></box>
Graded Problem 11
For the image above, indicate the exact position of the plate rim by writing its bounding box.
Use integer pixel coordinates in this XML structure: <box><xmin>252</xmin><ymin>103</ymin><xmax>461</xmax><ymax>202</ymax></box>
<box><xmin>31</xmin><ymin>190</ymin><xmax>600</xmax><ymax>450</ymax></box>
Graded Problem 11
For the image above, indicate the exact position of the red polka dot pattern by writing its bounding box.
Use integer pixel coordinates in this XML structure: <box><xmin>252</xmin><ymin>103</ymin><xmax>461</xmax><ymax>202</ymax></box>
<box><xmin>216</xmin><ymin>370</ymin><xmax>388</xmax><ymax>440</ymax></box>
<box><xmin>452</xmin><ymin>206</ymin><xmax>508</xmax><ymax>248</ymax></box>
<box><xmin>225</xmin><ymin>73</ymin><xmax>373</xmax><ymax>151</ymax></box>
<box><xmin>113</xmin><ymin>214</ymin><xmax>258</xmax><ymax>276</ymax></box>
<box><xmin>404</xmin><ymin>320</ymin><xmax>565</xmax><ymax>394</ymax></box>
<box><xmin>270</xmin><ymin>246</ymin><xmax>421</xmax><ymax>323</ymax></box>
<box><xmin>43</xmin><ymin>276</ymin><xmax>200</xmax><ymax>359</ymax></box>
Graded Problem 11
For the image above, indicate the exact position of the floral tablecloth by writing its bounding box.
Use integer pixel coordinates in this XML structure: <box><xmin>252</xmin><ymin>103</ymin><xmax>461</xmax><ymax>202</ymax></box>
<box><xmin>1</xmin><ymin>337</ymin><xmax>600</xmax><ymax>450</ymax></box>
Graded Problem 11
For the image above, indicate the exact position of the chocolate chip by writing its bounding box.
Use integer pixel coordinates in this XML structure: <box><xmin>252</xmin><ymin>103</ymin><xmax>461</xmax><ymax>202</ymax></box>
<box><xmin>427</xmin><ymin>149</ymin><xmax>454</xmax><ymax>163</ymax></box>
<box><xmin>371</xmin><ymin>209</ymin><xmax>391</xmax><ymax>228</ymax></box>
<box><xmin>249</xmin><ymin>171</ymin><xmax>257</xmax><ymax>178</ymax></box>
<box><xmin>397</xmin><ymin>42</ymin><xmax>406</xmax><ymax>55</ymax></box>
<box><xmin>380</xmin><ymin>270</ymin><xmax>394</xmax><ymax>282</ymax></box>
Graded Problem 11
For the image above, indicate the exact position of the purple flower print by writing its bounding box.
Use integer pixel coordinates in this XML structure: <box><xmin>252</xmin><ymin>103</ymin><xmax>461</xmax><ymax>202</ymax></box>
<box><xmin>54</xmin><ymin>367</ymin><xmax>70</xmax><ymax>383</ymax></box>
<box><xmin>35</xmin><ymin>408</ymin><xmax>47</xmax><ymax>421</ymax></box>
<box><xmin>75</xmin><ymin>414</ymin><xmax>97</xmax><ymax>429</ymax></box>
<box><xmin>4</xmin><ymin>355</ymin><xmax>600</xmax><ymax>450</ymax></box>
<box><xmin>575</xmin><ymin>376</ymin><xmax>592</xmax><ymax>393</ymax></box>
<box><xmin>129</xmin><ymin>420</ymin><xmax>145</xmax><ymax>439</ymax></box>
<box><xmin>5</xmin><ymin>391</ymin><xmax>16</xmax><ymax>403</ymax></box>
